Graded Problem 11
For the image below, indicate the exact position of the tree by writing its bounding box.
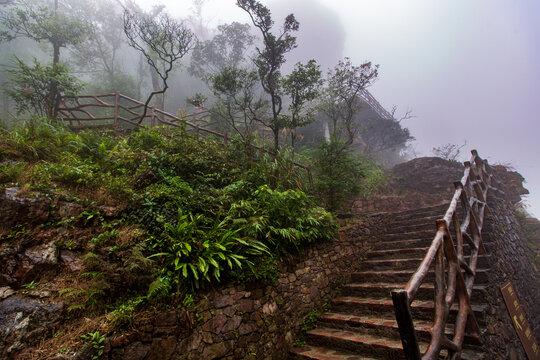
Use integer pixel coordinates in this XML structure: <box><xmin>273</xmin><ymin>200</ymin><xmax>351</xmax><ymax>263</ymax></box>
<box><xmin>432</xmin><ymin>142</ymin><xmax>467</xmax><ymax>162</ymax></box>
<box><xmin>187</xmin><ymin>21</ymin><xmax>265</xmax><ymax>146</ymax></box>
<box><xmin>281</xmin><ymin>60</ymin><xmax>323</xmax><ymax>153</ymax></box>
<box><xmin>320</xmin><ymin>57</ymin><xmax>379</xmax><ymax>144</ymax></box>
<box><xmin>0</xmin><ymin>2</ymin><xmax>88</xmax><ymax>66</ymax></box>
<box><xmin>0</xmin><ymin>1</ymin><xmax>89</xmax><ymax>118</ymax></box>
<box><xmin>189</xmin><ymin>22</ymin><xmax>255</xmax><ymax>80</ymax></box>
<box><xmin>123</xmin><ymin>9</ymin><xmax>194</xmax><ymax>123</ymax></box>
<box><xmin>236</xmin><ymin>0</ymin><xmax>299</xmax><ymax>153</ymax></box>
<box><xmin>67</xmin><ymin>0</ymin><xmax>125</xmax><ymax>81</ymax></box>
<box><xmin>6</xmin><ymin>57</ymin><xmax>83</xmax><ymax>118</ymax></box>
<box><xmin>207</xmin><ymin>66</ymin><xmax>266</xmax><ymax>141</ymax></box>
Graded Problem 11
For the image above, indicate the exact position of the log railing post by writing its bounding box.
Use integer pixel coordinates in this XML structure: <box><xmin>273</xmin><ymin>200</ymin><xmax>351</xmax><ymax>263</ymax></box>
<box><xmin>150</xmin><ymin>107</ymin><xmax>156</xmax><ymax>128</ymax></box>
<box><xmin>113</xmin><ymin>92</ymin><xmax>119</xmax><ymax>127</ymax></box>
<box><xmin>392</xmin><ymin>290</ymin><xmax>422</xmax><ymax>360</ymax></box>
<box><xmin>392</xmin><ymin>150</ymin><xmax>499</xmax><ymax>360</ymax></box>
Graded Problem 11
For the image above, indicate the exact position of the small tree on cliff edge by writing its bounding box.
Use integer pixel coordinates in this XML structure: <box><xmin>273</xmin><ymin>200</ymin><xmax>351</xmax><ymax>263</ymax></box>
<box><xmin>236</xmin><ymin>0</ymin><xmax>299</xmax><ymax>153</ymax></box>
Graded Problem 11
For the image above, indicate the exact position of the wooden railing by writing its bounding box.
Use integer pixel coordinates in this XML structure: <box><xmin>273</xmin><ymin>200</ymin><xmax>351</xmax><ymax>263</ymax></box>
<box><xmin>58</xmin><ymin>92</ymin><xmax>313</xmax><ymax>185</ymax></box>
<box><xmin>391</xmin><ymin>150</ymin><xmax>504</xmax><ymax>360</ymax></box>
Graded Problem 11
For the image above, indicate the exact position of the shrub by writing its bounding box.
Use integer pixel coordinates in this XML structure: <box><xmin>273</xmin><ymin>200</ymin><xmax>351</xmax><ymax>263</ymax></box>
<box><xmin>150</xmin><ymin>210</ymin><xmax>269</xmax><ymax>291</ymax></box>
<box><xmin>311</xmin><ymin>140</ymin><xmax>365</xmax><ymax>211</ymax></box>
<box><xmin>225</xmin><ymin>184</ymin><xmax>338</xmax><ymax>254</ymax></box>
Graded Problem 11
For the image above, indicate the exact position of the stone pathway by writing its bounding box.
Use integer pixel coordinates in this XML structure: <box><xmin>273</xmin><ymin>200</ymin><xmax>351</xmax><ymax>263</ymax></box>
<box><xmin>290</xmin><ymin>204</ymin><xmax>489</xmax><ymax>360</ymax></box>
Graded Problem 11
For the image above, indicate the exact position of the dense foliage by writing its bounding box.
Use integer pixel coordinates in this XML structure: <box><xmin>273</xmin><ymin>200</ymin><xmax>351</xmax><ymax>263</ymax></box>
<box><xmin>6</xmin><ymin>58</ymin><xmax>84</xmax><ymax>118</ymax></box>
<box><xmin>0</xmin><ymin>119</ymin><xmax>337</xmax><ymax>299</ymax></box>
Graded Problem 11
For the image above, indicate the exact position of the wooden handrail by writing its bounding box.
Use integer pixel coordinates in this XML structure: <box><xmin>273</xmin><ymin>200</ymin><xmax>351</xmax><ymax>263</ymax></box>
<box><xmin>58</xmin><ymin>92</ymin><xmax>313</xmax><ymax>186</ymax></box>
<box><xmin>392</xmin><ymin>150</ymin><xmax>504</xmax><ymax>360</ymax></box>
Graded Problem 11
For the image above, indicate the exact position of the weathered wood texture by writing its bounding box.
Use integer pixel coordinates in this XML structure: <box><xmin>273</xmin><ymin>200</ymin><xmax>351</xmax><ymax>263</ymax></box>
<box><xmin>392</xmin><ymin>150</ymin><xmax>504</xmax><ymax>360</ymax></box>
<box><xmin>58</xmin><ymin>92</ymin><xmax>312</xmax><ymax>184</ymax></box>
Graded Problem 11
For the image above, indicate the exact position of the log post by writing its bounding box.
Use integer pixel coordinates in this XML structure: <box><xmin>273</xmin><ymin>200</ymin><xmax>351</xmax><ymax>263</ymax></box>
<box><xmin>114</xmin><ymin>92</ymin><xmax>119</xmax><ymax>128</ymax></box>
<box><xmin>392</xmin><ymin>290</ymin><xmax>422</xmax><ymax>360</ymax></box>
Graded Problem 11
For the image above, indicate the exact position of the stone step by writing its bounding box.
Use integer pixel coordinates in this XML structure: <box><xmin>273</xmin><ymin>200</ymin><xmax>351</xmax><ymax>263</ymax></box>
<box><xmin>386</xmin><ymin>222</ymin><xmax>438</xmax><ymax>234</ymax></box>
<box><xmin>297</xmin><ymin>328</ymin><xmax>484</xmax><ymax>360</ymax></box>
<box><xmin>351</xmin><ymin>269</ymin><xmax>490</xmax><ymax>285</ymax></box>
<box><xmin>290</xmin><ymin>345</ymin><xmax>378</xmax><ymax>360</ymax></box>
<box><xmin>317</xmin><ymin>313</ymin><xmax>482</xmax><ymax>346</ymax></box>
<box><xmin>372</xmin><ymin>237</ymin><xmax>494</xmax><ymax>251</ymax></box>
<box><xmin>388</xmin><ymin>214</ymin><xmax>442</xmax><ymax>228</ymax></box>
<box><xmin>331</xmin><ymin>297</ymin><xmax>487</xmax><ymax>323</ymax></box>
<box><xmin>341</xmin><ymin>283</ymin><xmax>488</xmax><ymax>303</ymax></box>
<box><xmin>305</xmin><ymin>327</ymin><xmax>411</xmax><ymax>359</ymax></box>
<box><xmin>368</xmin><ymin>244</ymin><xmax>494</xmax><ymax>260</ymax></box>
<box><xmin>358</xmin><ymin>255</ymin><xmax>492</xmax><ymax>271</ymax></box>
<box><xmin>381</xmin><ymin>230</ymin><xmax>437</xmax><ymax>241</ymax></box>
<box><xmin>389</xmin><ymin>204</ymin><xmax>450</xmax><ymax>221</ymax></box>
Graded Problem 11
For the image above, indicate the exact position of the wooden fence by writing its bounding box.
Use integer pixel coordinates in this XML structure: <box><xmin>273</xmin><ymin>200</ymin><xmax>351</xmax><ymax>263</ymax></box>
<box><xmin>391</xmin><ymin>150</ymin><xmax>504</xmax><ymax>359</ymax></box>
<box><xmin>58</xmin><ymin>92</ymin><xmax>313</xmax><ymax>185</ymax></box>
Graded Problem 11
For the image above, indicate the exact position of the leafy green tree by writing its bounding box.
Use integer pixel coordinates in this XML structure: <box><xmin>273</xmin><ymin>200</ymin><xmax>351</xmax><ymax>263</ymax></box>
<box><xmin>123</xmin><ymin>9</ymin><xmax>195</xmax><ymax>123</ymax></box>
<box><xmin>0</xmin><ymin>2</ymin><xmax>88</xmax><ymax>65</ymax></box>
<box><xmin>236</xmin><ymin>0</ymin><xmax>299</xmax><ymax>153</ymax></box>
<box><xmin>0</xmin><ymin>1</ymin><xmax>89</xmax><ymax>118</ymax></box>
<box><xmin>282</xmin><ymin>60</ymin><xmax>323</xmax><ymax>153</ymax></box>
<box><xmin>208</xmin><ymin>66</ymin><xmax>266</xmax><ymax>141</ymax></box>
<box><xmin>320</xmin><ymin>57</ymin><xmax>379</xmax><ymax>144</ymax></box>
<box><xmin>6</xmin><ymin>57</ymin><xmax>83</xmax><ymax>118</ymax></box>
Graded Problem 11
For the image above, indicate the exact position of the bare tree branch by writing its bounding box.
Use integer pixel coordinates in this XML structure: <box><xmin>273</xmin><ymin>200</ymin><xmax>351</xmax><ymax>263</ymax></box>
<box><xmin>123</xmin><ymin>9</ymin><xmax>194</xmax><ymax>123</ymax></box>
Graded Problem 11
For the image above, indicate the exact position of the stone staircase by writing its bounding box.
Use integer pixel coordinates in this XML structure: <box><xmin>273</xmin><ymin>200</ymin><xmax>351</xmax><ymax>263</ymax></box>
<box><xmin>290</xmin><ymin>204</ymin><xmax>490</xmax><ymax>360</ymax></box>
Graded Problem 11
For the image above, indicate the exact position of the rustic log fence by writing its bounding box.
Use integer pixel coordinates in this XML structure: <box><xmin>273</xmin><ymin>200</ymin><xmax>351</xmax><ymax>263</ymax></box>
<box><xmin>392</xmin><ymin>150</ymin><xmax>504</xmax><ymax>360</ymax></box>
<box><xmin>58</xmin><ymin>92</ymin><xmax>313</xmax><ymax>186</ymax></box>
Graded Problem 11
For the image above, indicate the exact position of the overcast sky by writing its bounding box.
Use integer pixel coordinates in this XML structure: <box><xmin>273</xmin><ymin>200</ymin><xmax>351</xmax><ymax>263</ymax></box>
<box><xmin>137</xmin><ymin>0</ymin><xmax>540</xmax><ymax>216</ymax></box>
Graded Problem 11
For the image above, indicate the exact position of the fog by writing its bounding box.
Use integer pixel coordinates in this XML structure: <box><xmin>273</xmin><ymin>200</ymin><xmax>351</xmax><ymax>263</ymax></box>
<box><xmin>135</xmin><ymin>0</ymin><xmax>539</xmax><ymax>214</ymax></box>
<box><xmin>2</xmin><ymin>0</ymin><xmax>539</xmax><ymax>215</ymax></box>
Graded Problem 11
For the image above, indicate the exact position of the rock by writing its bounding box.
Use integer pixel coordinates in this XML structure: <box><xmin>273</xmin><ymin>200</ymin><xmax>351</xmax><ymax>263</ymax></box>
<box><xmin>202</xmin><ymin>314</ymin><xmax>227</xmax><ymax>334</ymax></box>
<box><xmin>122</xmin><ymin>341</ymin><xmax>149</xmax><ymax>360</ymax></box>
<box><xmin>213</xmin><ymin>294</ymin><xmax>234</xmax><ymax>308</ymax></box>
<box><xmin>236</xmin><ymin>299</ymin><xmax>254</xmax><ymax>313</ymax></box>
<box><xmin>148</xmin><ymin>336</ymin><xmax>177</xmax><ymax>360</ymax></box>
<box><xmin>262</xmin><ymin>301</ymin><xmax>278</xmax><ymax>315</ymax></box>
<box><xmin>27</xmin><ymin>290</ymin><xmax>51</xmax><ymax>299</ymax></box>
<box><xmin>221</xmin><ymin>315</ymin><xmax>242</xmax><ymax>333</ymax></box>
<box><xmin>24</xmin><ymin>242</ymin><xmax>58</xmax><ymax>266</ymax></box>
<box><xmin>57</xmin><ymin>201</ymin><xmax>83</xmax><ymax>219</ymax></box>
<box><xmin>0</xmin><ymin>287</ymin><xmax>15</xmax><ymax>300</ymax></box>
<box><xmin>60</xmin><ymin>250</ymin><xmax>83</xmax><ymax>272</ymax></box>
<box><xmin>238</xmin><ymin>323</ymin><xmax>257</xmax><ymax>336</ymax></box>
<box><xmin>0</xmin><ymin>296</ymin><xmax>63</xmax><ymax>357</ymax></box>
<box><xmin>154</xmin><ymin>310</ymin><xmax>177</xmax><ymax>327</ymax></box>
<box><xmin>203</xmin><ymin>341</ymin><xmax>232</xmax><ymax>359</ymax></box>
<box><xmin>0</xmin><ymin>187</ymin><xmax>51</xmax><ymax>230</ymax></box>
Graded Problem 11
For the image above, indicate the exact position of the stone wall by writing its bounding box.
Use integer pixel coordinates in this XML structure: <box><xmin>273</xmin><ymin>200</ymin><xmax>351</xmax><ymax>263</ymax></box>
<box><xmin>481</xmin><ymin>196</ymin><xmax>540</xmax><ymax>359</ymax></box>
<box><xmin>104</xmin><ymin>215</ymin><xmax>387</xmax><ymax>360</ymax></box>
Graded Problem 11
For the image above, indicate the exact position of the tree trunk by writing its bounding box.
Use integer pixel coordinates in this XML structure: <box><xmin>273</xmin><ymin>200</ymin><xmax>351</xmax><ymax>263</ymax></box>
<box><xmin>49</xmin><ymin>43</ymin><xmax>61</xmax><ymax>119</ymax></box>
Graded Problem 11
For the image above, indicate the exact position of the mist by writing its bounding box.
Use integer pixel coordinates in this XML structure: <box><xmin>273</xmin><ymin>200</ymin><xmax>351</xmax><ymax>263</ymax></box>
<box><xmin>1</xmin><ymin>0</ymin><xmax>538</xmax><ymax>214</ymax></box>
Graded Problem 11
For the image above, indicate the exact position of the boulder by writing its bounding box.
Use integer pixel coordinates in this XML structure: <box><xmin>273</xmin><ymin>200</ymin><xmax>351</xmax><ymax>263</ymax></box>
<box><xmin>0</xmin><ymin>296</ymin><xmax>63</xmax><ymax>357</ymax></box>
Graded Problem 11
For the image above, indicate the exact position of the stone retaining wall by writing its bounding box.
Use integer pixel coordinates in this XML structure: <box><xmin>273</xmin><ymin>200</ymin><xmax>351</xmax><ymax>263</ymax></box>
<box><xmin>481</xmin><ymin>196</ymin><xmax>540</xmax><ymax>359</ymax></box>
<box><xmin>105</xmin><ymin>215</ymin><xmax>387</xmax><ymax>360</ymax></box>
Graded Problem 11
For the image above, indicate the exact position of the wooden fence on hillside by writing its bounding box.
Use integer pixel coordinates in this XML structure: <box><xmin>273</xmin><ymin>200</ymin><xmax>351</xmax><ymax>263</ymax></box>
<box><xmin>392</xmin><ymin>150</ymin><xmax>505</xmax><ymax>360</ymax></box>
<box><xmin>58</xmin><ymin>92</ymin><xmax>313</xmax><ymax>185</ymax></box>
